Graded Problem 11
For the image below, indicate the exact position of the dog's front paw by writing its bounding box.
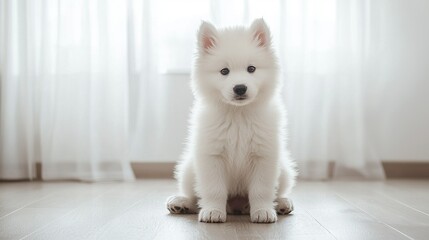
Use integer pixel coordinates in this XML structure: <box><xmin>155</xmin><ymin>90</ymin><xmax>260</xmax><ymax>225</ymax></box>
<box><xmin>251</xmin><ymin>208</ymin><xmax>277</xmax><ymax>223</ymax></box>
<box><xmin>198</xmin><ymin>209</ymin><xmax>226</xmax><ymax>223</ymax></box>
<box><xmin>275</xmin><ymin>198</ymin><xmax>294</xmax><ymax>215</ymax></box>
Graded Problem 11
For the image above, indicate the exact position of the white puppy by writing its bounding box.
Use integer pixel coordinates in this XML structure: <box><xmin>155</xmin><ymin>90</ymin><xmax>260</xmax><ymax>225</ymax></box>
<box><xmin>166</xmin><ymin>19</ymin><xmax>297</xmax><ymax>223</ymax></box>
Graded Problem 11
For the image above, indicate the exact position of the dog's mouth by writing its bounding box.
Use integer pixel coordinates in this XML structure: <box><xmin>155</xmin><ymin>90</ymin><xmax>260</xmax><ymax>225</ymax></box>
<box><xmin>221</xmin><ymin>93</ymin><xmax>253</xmax><ymax>106</ymax></box>
<box><xmin>233</xmin><ymin>95</ymin><xmax>248</xmax><ymax>101</ymax></box>
<box><xmin>226</xmin><ymin>94</ymin><xmax>252</xmax><ymax>106</ymax></box>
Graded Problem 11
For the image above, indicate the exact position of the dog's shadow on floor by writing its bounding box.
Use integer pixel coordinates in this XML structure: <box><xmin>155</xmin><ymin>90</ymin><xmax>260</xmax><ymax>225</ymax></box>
<box><xmin>166</xmin><ymin>212</ymin><xmax>295</xmax><ymax>224</ymax></box>
<box><xmin>162</xmin><ymin>213</ymin><xmax>296</xmax><ymax>238</ymax></box>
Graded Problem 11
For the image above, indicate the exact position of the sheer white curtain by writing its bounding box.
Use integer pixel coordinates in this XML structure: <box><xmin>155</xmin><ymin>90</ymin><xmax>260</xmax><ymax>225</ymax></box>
<box><xmin>132</xmin><ymin>0</ymin><xmax>386</xmax><ymax>180</ymax></box>
<box><xmin>0</xmin><ymin>0</ymin><xmax>135</xmax><ymax>180</ymax></box>
<box><xmin>137</xmin><ymin>0</ymin><xmax>385</xmax><ymax>179</ymax></box>
<box><xmin>0</xmin><ymin>0</ymin><xmax>385</xmax><ymax>180</ymax></box>
<box><xmin>282</xmin><ymin>0</ymin><xmax>385</xmax><ymax>179</ymax></box>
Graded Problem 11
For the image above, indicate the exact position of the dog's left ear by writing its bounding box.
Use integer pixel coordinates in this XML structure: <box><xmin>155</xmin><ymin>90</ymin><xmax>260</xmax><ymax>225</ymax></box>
<box><xmin>250</xmin><ymin>18</ymin><xmax>271</xmax><ymax>48</ymax></box>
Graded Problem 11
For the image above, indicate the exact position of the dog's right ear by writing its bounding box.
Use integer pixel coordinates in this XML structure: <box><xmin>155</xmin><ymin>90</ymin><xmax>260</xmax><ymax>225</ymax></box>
<box><xmin>198</xmin><ymin>21</ymin><xmax>218</xmax><ymax>54</ymax></box>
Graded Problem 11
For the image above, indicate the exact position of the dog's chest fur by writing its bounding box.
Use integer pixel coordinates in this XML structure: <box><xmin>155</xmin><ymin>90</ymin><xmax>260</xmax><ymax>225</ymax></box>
<box><xmin>199</xmin><ymin>105</ymin><xmax>278</xmax><ymax>195</ymax></box>
<box><xmin>221</xmin><ymin>111</ymin><xmax>257</xmax><ymax>165</ymax></box>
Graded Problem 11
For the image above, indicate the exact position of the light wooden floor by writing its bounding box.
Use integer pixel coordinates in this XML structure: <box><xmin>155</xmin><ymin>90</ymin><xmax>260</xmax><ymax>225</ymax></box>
<box><xmin>1</xmin><ymin>180</ymin><xmax>428</xmax><ymax>240</ymax></box>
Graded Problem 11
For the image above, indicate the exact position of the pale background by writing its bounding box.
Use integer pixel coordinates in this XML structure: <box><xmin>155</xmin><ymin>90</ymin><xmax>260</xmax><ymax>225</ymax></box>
<box><xmin>132</xmin><ymin>1</ymin><xmax>429</xmax><ymax>163</ymax></box>
<box><xmin>1</xmin><ymin>0</ymin><xmax>429</xmax><ymax>181</ymax></box>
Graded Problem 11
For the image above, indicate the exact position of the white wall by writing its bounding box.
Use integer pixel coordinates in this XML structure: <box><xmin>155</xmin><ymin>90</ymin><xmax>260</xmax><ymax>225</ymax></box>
<box><xmin>376</xmin><ymin>0</ymin><xmax>429</xmax><ymax>161</ymax></box>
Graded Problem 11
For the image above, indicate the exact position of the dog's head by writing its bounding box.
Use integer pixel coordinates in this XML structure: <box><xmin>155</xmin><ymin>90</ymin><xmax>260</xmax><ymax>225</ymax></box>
<box><xmin>192</xmin><ymin>19</ymin><xmax>279</xmax><ymax>107</ymax></box>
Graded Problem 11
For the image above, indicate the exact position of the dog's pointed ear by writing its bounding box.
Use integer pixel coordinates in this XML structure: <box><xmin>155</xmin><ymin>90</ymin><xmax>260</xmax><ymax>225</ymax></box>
<box><xmin>250</xmin><ymin>18</ymin><xmax>271</xmax><ymax>48</ymax></box>
<box><xmin>198</xmin><ymin>21</ymin><xmax>218</xmax><ymax>54</ymax></box>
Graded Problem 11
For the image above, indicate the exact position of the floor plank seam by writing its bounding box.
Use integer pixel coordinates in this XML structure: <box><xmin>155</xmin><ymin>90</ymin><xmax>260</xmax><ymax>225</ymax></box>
<box><xmin>334</xmin><ymin>192</ymin><xmax>414</xmax><ymax>240</ymax></box>
<box><xmin>378</xmin><ymin>188</ymin><xmax>429</xmax><ymax>217</ymax></box>
<box><xmin>18</xmin><ymin>185</ymin><xmax>119</xmax><ymax>240</ymax></box>
<box><xmin>0</xmin><ymin>191</ymin><xmax>59</xmax><ymax>221</ymax></box>
<box><xmin>301</xmin><ymin>208</ymin><xmax>339</xmax><ymax>240</ymax></box>
<box><xmin>86</xmin><ymin>195</ymin><xmax>148</xmax><ymax>238</ymax></box>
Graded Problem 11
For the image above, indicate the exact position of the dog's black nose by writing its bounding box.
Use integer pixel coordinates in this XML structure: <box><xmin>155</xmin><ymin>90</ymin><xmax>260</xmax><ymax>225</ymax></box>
<box><xmin>233</xmin><ymin>84</ymin><xmax>247</xmax><ymax>96</ymax></box>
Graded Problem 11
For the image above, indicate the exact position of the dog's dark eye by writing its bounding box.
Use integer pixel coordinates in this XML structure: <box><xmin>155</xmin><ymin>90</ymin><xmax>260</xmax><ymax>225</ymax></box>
<box><xmin>247</xmin><ymin>66</ymin><xmax>256</xmax><ymax>73</ymax></box>
<box><xmin>220</xmin><ymin>68</ymin><xmax>230</xmax><ymax>75</ymax></box>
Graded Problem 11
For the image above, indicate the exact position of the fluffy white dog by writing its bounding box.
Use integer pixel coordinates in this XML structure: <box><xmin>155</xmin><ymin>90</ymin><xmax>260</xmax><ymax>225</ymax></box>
<box><xmin>166</xmin><ymin>19</ymin><xmax>297</xmax><ymax>223</ymax></box>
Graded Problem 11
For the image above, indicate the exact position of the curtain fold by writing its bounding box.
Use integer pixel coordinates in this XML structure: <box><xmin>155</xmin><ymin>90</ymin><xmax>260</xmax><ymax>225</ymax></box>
<box><xmin>1</xmin><ymin>0</ymin><xmax>386</xmax><ymax>180</ymax></box>
<box><xmin>0</xmin><ymin>0</ymin><xmax>135</xmax><ymax>181</ymax></box>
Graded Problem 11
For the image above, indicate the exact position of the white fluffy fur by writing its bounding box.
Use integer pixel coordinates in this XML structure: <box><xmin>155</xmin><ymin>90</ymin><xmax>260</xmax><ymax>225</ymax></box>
<box><xmin>166</xmin><ymin>19</ymin><xmax>297</xmax><ymax>223</ymax></box>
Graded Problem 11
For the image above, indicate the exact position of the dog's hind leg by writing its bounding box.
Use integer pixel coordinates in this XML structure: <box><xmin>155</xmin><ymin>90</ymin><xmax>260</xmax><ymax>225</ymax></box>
<box><xmin>275</xmin><ymin>197</ymin><xmax>294</xmax><ymax>215</ymax></box>
<box><xmin>275</xmin><ymin>161</ymin><xmax>297</xmax><ymax>215</ymax></box>
<box><xmin>166</xmin><ymin>195</ymin><xmax>198</xmax><ymax>214</ymax></box>
<box><xmin>166</xmin><ymin>159</ymin><xmax>198</xmax><ymax>214</ymax></box>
